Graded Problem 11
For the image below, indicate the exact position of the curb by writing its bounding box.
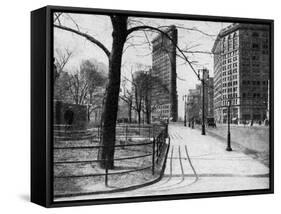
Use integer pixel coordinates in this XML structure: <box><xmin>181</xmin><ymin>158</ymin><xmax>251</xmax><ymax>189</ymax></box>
<box><xmin>54</xmin><ymin>140</ymin><xmax>170</xmax><ymax>199</ymax></box>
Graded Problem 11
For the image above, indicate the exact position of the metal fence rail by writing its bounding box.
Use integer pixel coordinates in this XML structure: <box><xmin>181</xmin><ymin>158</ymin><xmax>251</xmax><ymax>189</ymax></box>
<box><xmin>53</xmin><ymin>123</ymin><xmax>169</xmax><ymax>190</ymax></box>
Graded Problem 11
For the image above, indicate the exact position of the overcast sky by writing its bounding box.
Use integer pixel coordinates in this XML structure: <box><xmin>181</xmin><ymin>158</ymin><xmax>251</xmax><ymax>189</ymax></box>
<box><xmin>54</xmin><ymin>13</ymin><xmax>232</xmax><ymax>118</ymax></box>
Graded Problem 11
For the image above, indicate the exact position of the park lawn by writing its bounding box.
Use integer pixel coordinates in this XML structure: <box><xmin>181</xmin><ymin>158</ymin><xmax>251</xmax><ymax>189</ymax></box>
<box><xmin>53</xmin><ymin>138</ymin><xmax>165</xmax><ymax>198</ymax></box>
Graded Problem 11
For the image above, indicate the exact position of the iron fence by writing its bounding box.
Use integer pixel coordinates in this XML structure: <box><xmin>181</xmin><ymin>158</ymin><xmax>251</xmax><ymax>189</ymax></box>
<box><xmin>53</xmin><ymin>123</ymin><xmax>169</xmax><ymax>194</ymax></box>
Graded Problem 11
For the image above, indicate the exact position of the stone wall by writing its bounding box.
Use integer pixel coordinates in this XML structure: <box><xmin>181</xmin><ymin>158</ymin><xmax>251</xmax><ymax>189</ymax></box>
<box><xmin>54</xmin><ymin>100</ymin><xmax>88</xmax><ymax>129</ymax></box>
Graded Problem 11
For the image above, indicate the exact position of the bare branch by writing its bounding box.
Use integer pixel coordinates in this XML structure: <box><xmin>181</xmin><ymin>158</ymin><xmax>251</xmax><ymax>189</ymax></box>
<box><xmin>65</xmin><ymin>14</ymin><xmax>81</xmax><ymax>32</ymax></box>
<box><xmin>127</xmin><ymin>25</ymin><xmax>201</xmax><ymax>80</ymax></box>
<box><xmin>54</xmin><ymin>24</ymin><xmax>111</xmax><ymax>57</ymax></box>
<box><xmin>54</xmin><ymin>12</ymin><xmax>62</xmax><ymax>24</ymax></box>
<box><xmin>55</xmin><ymin>48</ymin><xmax>73</xmax><ymax>75</ymax></box>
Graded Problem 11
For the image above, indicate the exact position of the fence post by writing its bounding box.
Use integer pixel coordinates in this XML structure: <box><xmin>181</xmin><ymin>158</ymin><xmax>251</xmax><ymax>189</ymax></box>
<box><xmin>152</xmin><ymin>138</ymin><xmax>155</xmax><ymax>175</ymax></box>
<box><xmin>125</xmin><ymin>125</ymin><xmax>128</xmax><ymax>143</ymax></box>
<box><xmin>156</xmin><ymin>137</ymin><xmax>159</xmax><ymax>158</ymax></box>
<box><xmin>105</xmin><ymin>152</ymin><xmax>108</xmax><ymax>187</ymax></box>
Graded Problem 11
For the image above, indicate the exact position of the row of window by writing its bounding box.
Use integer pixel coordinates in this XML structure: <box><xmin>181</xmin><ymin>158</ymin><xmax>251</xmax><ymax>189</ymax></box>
<box><xmin>222</xmin><ymin>68</ymin><xmax>238</xmax><ymax>76</ymax></box>
<box><xmin>240</xmin><ymin>41</ymin><xmax>269</xmax><ymax>52</ymax></box>
<box><xmin>222</xmin><ymin>63</ymin><xmax>238</xmax><ymax>71</ymax></box>
<box><xmin>221</xmin><ymin>87</ymin><xmax>238</xmax><ymax>93</ymax></box>
<box><xmin>222</xmin><ymin>50</ymin><xmax>239</xmax><ymax>59</ymax></box>
<box><xmin>222</xmin><ymin>75</ymin><xmax>238</xmax><ymax>82</ymax></box>
<box><xmin>222</xmin><ymin>32</ymin><xmax>238</xmax><ymax>51</ymax></box>
<box><xmin>220</xmin><ymin>99</ymin><xmax>238</xmax><ymax>106</ymax></box>
<box><xmin>222</xmin><ymin>93</ymin><xmax>238</xmax><ymax>99</ymax></box>
<box><xmin>242</xmin><ymin>92</ymin><xmax>267</xmax><ymax>99</ymax></box>
<box><xmin>222</xmin><ymin>56</ymin><xmax>238</xmax><ymax>65</ymax></box>
<box><xmin>242</xmin><ymin>80</ymin><xmax>268</xmax><ymax>86</ymax></box>
<box><xmin>222</xmin><ymin>81</ymin><xmax>238</xmax><ymax>87</ymax></box>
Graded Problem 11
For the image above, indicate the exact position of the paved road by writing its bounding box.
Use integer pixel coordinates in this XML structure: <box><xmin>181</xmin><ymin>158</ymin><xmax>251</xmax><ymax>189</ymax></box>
<box><xmin>58</xmin><ymin>123</ymin><xmax>269</xmax><ymax>201</ymax></box>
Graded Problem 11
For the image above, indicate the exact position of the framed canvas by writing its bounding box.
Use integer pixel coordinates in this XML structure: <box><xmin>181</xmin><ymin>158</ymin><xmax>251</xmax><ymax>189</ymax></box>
<box><xmin>31</xmin><ymin>5</ymin><xmax>274</xmax><ymax>208</ymax></box>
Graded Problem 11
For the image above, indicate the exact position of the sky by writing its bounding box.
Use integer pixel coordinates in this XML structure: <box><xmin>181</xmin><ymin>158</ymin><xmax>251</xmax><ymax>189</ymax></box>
<box><xmin>54</xmin><ymin>13</ymin><xmax>232</xmax><ymax>119</ymax></box>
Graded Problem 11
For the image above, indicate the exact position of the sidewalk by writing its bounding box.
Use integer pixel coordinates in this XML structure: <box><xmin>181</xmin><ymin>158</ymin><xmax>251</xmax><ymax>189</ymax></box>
<box><xmin>164</xmin><ymin>124</ymin><xmax>269</xmax><ymax>193</ymax></box>
<box><xmin>56</xmin><ymin>123</ymin><xmax>269</xmax><ymax>201</ymax></box>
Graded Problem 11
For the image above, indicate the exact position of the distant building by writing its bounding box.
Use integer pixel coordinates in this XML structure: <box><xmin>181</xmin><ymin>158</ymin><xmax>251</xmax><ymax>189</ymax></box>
<box><xmin>207</xmin><ymin>77</ymin><xmax>214</xmax><ymax>118</ymax></box>
<box><xmin>212</xmin><ymin>23</ymin><xmax>270</xmax><ymax>124</ymax></box>
<box><xmin>186</xmin><ymin>74</ymin><xmax>214</xmax><ymax>123</ymax></box>
<box><xmin>151</xmin><ymin>25</ymin><xmax>178</xmax><ymax>122</ymax></box>
<box><xmin>131</xmin><ymin>70</ymin><xmax>147</xmax><ymax>123</ymax></box>
<box><xmin>186</xmin><ymin>87</ymin><xmax>200</xmax><ymax>123</ymax></box>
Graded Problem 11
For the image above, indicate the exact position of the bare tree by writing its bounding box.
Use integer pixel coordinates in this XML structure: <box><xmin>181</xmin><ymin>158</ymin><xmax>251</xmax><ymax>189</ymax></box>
<box><xmin>66</xmin><ymin>71</ymin><xmax>88</xmax><ymax>105</ymax></box>
<box><xmin>80</xmin><ymin>60</ymin><xmax>107</xmax><ymax>121</ymax></box>
<box><xmin>54</xmin><ymin>13</ymin><xmax>215</xmax><ymax>169</ymax></box>
<box><xmin>121</xmin><ymin>79</ymin><xmax>133</xmax><ymax>123</ymax></box>
<box><xmin>54</xmin><ymin>48</ymin><xmax>73</xmax><ymax>81</ymax></box>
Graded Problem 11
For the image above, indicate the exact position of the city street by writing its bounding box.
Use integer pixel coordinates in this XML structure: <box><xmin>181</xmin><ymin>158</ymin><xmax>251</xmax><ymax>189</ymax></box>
<box><xmin>58</xmin><ymin>123</ymin><xmax>269</xmax><ymax>201</ymax></box>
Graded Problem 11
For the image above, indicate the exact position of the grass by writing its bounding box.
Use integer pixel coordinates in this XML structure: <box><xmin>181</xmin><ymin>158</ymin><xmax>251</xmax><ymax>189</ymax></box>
<box><xmin>53</xmin><ymin>134</ymin><xmax>167</xmax><ymax>198</ymax></box>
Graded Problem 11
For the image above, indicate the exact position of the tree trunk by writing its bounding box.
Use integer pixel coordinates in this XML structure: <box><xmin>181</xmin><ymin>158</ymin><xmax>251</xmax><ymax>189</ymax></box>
<box><xmin>128</xmin><ymin>102</ymin><xmax>132</xmax><ymax>123</ymax></box>
<box><xmin>87</xmin><ymin>106</ymin><xmax>90</xmax><ymax>121</ymax></box>
<box><xmin>98</xmin><ymin>16</ymin><xmax>128</xmax><ymax>169</ymax></box>
<box><xmin>146</xmin><ymin>110</ymin><xmax>150</xmax><ymax>124</ymax></box>
<box><xmin>137</xmin><ymin>110</ymin><xmax>141</xmax><ymax>124</ymax></box>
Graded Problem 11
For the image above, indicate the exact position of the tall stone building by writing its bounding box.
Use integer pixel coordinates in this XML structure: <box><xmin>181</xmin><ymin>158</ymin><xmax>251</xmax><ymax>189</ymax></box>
<box><xmin>207</xmin><ymin>77</ymin><xmax>214</xmax><ymax>118</ymax></box>
<box><xmin>186</xmin><ymin>76</ymin><xmax>214</xmax><ymax>123</ymax></box>
<box><xmin>186</xmin><ymin>87</ymin><xmax>200</xmax><ymax>123</ymax></box>
<box><xmin>151</xmin><ymin>25</ymin><xmax>178</xmax><ymax>122</ymax></box>
<box><xmin>212</xmin><ymin>23</ymin><xmax>270</xmax><ymax>124</ymax></box>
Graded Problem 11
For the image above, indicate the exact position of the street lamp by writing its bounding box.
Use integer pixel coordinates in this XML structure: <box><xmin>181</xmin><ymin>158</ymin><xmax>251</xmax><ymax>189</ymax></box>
<box><xmin>190</xmin><ymin>103</ymin><xmax>194</xmax><ymax>129</ymax></box>
<box><xmin>226</xmin><ymin>99</ymin><xmax>232</xmax><ymax>151</ymax></box>
<box><xmin>183</xmin><ymin>95</ymin><xmax>187</xmax><ymax>126</ymax></box>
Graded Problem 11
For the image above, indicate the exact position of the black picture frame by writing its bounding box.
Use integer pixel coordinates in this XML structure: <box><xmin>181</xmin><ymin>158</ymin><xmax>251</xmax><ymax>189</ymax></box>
<box><xmin>31</xmin><ymin>5</ymin><xmax>274</xmax><ymax>208</ymax></box>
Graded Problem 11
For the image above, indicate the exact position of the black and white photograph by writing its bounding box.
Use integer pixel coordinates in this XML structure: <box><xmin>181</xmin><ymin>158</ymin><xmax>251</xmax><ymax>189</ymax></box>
<box><xmin>51</xmin><ymin>8</ymin><xmax>273</xmax><ymax>203</ymax></box>
<box><xmin>2</xmin><ymin>0</ymin><xmax>281</xmax><ymax>212</ymax></box>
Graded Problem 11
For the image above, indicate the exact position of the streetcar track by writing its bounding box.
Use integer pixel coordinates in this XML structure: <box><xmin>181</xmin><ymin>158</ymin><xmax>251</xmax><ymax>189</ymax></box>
<box><xmin>178</xmin><ymin>146</ymin><xmax>185</xmax><ymax>182</ymax></box>
<box><xmin>154</xmin><ymin>134</ymin><xmax>199</xmax><ymax>190</ymax></box>
<box><xmin>175</xmin><ymin>131</ymin><xmax>183</xmax><ymax>140</ymax></box>
<box><xmin>152</xmin><ymin>146</ymin><xmax>186</xmax><ymax>191</ymax></box>
<box><xmin>150</xmin><ymin>136</ymin><xmax>199</xmax><ymax>192</ymax></box>
<box><xmin>149</xmin><ymin>145</ymin><xmax>174</xmax><ymax>188</ymax></box>
<box><xmin>184</xmin><ymin>145</ymin><xmax>199</xmax><ymax>181</ymax></box>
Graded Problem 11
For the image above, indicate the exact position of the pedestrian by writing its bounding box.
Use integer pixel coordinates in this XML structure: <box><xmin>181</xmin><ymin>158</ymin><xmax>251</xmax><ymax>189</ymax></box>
<box><xmin>64</xmin><ymin>107</ymin><xmax>74</xmax><ymax>130</ymax></box>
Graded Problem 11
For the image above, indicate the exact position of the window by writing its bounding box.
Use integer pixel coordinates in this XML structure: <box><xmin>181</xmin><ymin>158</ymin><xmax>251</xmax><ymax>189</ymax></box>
<box><xmin>252</xmin><ymin>43</ymin><xmax>259</xmax><ymax>49</ymax></box>
<box><xmin>252</xmin><ymin>32</ymin><xmax>259</xmax><ymax>37</ymax></box>
<box><xmin>228</xmin><ymin>35</ymin><xmax>232</xmax><ymax>51</ymax></box>
<box><xmin>233</xmin><ymin>32</ymin><xmax>238</xmax><ymax>49</ymax></box>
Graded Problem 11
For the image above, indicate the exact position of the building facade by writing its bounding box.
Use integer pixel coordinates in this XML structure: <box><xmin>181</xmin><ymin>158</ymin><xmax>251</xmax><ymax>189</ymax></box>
<box><xmin>186</xmin><ymin>75</ymin><xmax>214</xmax><ymax>124</ymax></box>
<box><xmin>186</xmin><ymin>87</ymin><xmax>200</xmax><ymax>123</ymax></box>
<box><xmin>212</xmin><ymin>23</ymin><xmax>270</xmax><ymax>124</ymax></box>
<box><xmin>151</xmin><ymin>25</ymin><xmax>178</xmax><ymax>122</ymax></box>
<box><xmin>205</xmin><ymin>77</ymin><xmax>214</xmax><ymax>118</ymax></box>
